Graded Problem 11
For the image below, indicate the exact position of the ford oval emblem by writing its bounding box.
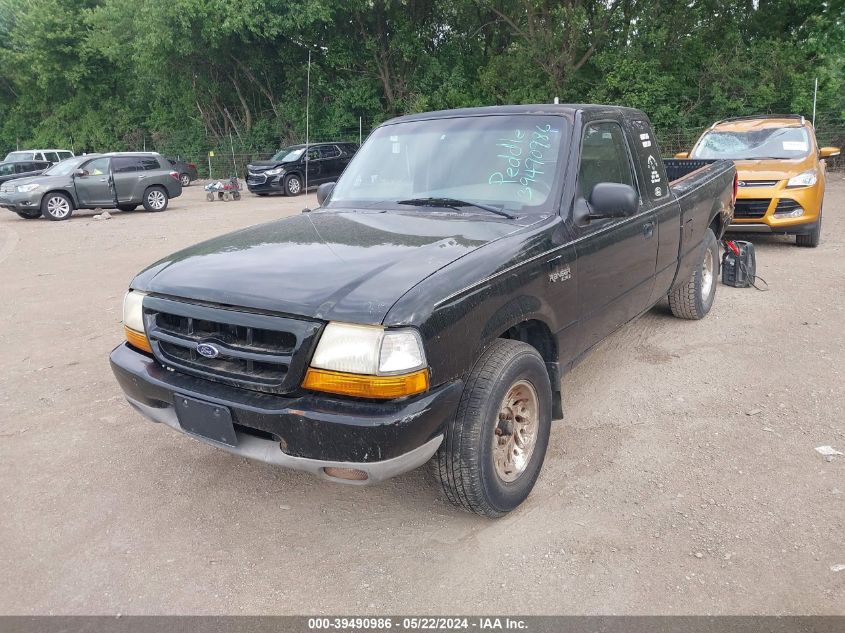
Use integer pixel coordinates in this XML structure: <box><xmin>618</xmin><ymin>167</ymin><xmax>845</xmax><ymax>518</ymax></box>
<box><xmin>196</xmin><ymin>342</ymin><xmax>219</xmax><ymax>359</ymax></box>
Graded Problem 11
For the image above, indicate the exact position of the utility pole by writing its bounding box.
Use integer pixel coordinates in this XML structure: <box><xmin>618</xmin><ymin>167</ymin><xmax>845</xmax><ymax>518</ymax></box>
<box><xmin>305</xmin><ymin>49</ymin><xmax>311</xmax><ymax>195</ymax></box>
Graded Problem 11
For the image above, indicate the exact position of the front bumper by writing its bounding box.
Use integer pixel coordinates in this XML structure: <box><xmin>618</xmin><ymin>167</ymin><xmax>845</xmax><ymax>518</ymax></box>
<box><xmin>729</xmin><ymin>182</ymin><xmax>822</xmax><ymax>234</ymax></box>
<box><xmin>0</xmin><ymin>190</ymin><xmax>43</xmax><ymax>212</ymax></box>
<box><xmin>246</xmin><ymin>173</ymin><xmax>285</xmax><ymax>193</ymax></box>
<box><xmin>110</xmin><ymin>343</ymin><xmax>462</xmax><ymax>484</ymax></box>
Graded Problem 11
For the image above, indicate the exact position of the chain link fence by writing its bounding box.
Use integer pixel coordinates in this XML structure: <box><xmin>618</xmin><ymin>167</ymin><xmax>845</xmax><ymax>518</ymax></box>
<box><xmin>163</xmin><ymin>118</ymin><xmax>845</xmax><ymax>180</ymax></box>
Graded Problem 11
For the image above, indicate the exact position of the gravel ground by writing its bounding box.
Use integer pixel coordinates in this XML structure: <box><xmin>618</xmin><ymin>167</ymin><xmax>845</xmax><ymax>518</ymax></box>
<box><xmin>1</xmin><ymin>178</ymin><xmax>843</xmax><ymax>615</ymax></box>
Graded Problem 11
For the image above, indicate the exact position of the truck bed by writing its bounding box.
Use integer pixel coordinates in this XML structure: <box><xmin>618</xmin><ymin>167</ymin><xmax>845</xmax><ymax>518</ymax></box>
<box><xmin>663</xmin><ymin>158</ymin><xmax>719</xmax><ymax>183</ymax></box>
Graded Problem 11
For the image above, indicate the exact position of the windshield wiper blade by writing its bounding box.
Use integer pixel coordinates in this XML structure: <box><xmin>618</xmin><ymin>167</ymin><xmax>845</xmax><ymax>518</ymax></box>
<box><xmin>397</xmin><ymin>197</ymin><xmax>516</xmax><ymax>219</ymax></box>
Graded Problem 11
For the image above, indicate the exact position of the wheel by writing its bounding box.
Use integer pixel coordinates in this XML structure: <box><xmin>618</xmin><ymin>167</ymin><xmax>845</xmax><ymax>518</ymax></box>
<box><xmin>222</xmin><ymin>192</ymin><xmax>232</xmax><ymax>201</ymax></box>
<box><xmin>668</xmin><ymin>227</ymin><xmax>718</xmax><ymax>319</ymax></box>
<box><xmin>233</xmin><ymin>191</ymin><xmax>241</xmax><ymax>200</ymax></box>
<box><xmin>142</xmin><ymin>186</ymin><xmax>168</xmax><ymax>212</ymax></box>
<box><xmin>16</xmin><ymin>209</ymin><xmax>41</xmax><ymax>219</ymax></box>
<box><xmin>179</xmin><ymin>173</ymin><xmax>191</xmax><ymax>187</ymax></box>
<box><xmin>41</xmin><ymin>192</ymin><xmax>73</xmax><ymax>221</ymax></box>
<box><xmin>117</xmin><ymin>204</ymin><xmax>137</xmax><ymax>212</ymax></box>
<box><xmin>283</xmin><ymin>174</ymin><xmax>302</xmax><ymax>196</ymax></box>
<box><xmin>796</xmin><ymin>208</ymin><xmax>821</xmax><ymax>247</ymax></box>
<box><xmin>206</xmin><ymin>192</ymin><xmax>214</xmax><ymax>201</ymax></box>
<box><xmin>434</xmin><ymin>339</ymin><xmax>552</xmax><ymax>517</ymax></box>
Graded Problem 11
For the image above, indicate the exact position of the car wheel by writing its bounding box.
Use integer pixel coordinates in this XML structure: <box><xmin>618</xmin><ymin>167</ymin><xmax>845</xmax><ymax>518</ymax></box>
<box><xmin>283</xmin><ymin>174</ymin><xmax>302</xmax><ymax>196</ymax></box>
<box><xmin>41</xmin><ymin>192</ymin><xmax>74</xmax><ymax>221</ymax></box>
<box><xmin>16</xmin><ymin>209</ymin><xmax>41</xmax><ymax>219</ymax></box>
<box><xmin>434</xmin><ymin>339</ymin><xmax>552</xmax><ymax>518</ymax></box>
<box><xmin>668</xmin><ymin>227</ymin><xmax>718</xmax><ymax>319</ymax></box>
<box><xmin>796</xmin><ymin>208</ymin><xmax>821</xmax><ymax>248</ymax></box>
<box><xmin>179</xmin><ymin>173</ymin><xmax>191</xmax><ymax>187</ymax></box>
<box><xmin>117</xmin><ymin>204</ymin><xmax>137</xmax><ymax>212</ymax></box>
<box><xmin>143</xmin><ymin>186</ymin><xmax>168</xmax><ymax>212</ymax></box>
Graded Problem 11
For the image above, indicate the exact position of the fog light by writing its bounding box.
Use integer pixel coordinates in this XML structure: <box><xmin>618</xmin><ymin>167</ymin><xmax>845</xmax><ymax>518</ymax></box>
<box><xmin>323</xmin><ymin>467</ymin><xmax>369</xmax><ymax>481</ymax></box>
<box><xmin>774</xmin><ymin>208</ymin><xmax>804</xmax><ymax>219</ymax></box>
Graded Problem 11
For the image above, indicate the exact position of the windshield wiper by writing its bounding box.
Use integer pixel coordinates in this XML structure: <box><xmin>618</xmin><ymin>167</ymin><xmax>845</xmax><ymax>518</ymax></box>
<box><xmin>397</xmin><ymin>197</ymin><xmax>516</xmax><ymax>219</ymax></box>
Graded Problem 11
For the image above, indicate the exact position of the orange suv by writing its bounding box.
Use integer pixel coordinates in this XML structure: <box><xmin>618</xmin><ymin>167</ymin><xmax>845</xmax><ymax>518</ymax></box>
<box><xmin>678</xmin><ymin>115</ymin><xmax>840</xmax><ymax>247</ymax></box>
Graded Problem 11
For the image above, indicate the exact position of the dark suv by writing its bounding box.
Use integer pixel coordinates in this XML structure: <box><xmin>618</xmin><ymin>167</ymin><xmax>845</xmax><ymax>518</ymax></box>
<box><xmin>246</xmin><ymin>142</ymin><xmax>357</xmax><ymax>196</ymax></box>
<box><xmin>0</xmin><ymin>152</ymin><xmax>182</xmax><ymax>221</ymax></box>
<box><xmin>0</xmin><ymin>160</ymin><xmax>51</xmax><ymax>185</ymax></box>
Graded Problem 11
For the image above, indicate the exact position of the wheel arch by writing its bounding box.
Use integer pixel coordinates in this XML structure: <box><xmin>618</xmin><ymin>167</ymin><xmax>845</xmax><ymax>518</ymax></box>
<box><xmin>41</xmin><ymin>188</ymin><xmax>77</xmax><ymax>209</ymax></box>
<box><xmin>497</xmin><ymin>318</ymin><xmax>563</xmax><ymax>420</ymax></box>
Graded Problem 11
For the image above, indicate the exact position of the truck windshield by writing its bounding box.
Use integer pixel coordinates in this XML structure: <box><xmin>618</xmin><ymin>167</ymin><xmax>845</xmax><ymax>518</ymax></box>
<box><xmin>326</xmin><ymin>115</ymin><xmax>567</xmax><ymax>214</ymax></box>
<box><xmin>272</xmin><ymin>148</ymin><xmax>304</xmax><ymax>162</ymax></box>
<box><xmin>691</xmin><ymin>127</ymin><xmax>811</xmax><ymax>160</ymax></box>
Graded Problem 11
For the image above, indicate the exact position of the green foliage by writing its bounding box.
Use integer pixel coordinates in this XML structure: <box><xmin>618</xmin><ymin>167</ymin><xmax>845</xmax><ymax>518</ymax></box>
<box><xmin>0</xmin><ymin>0</ymin><xmax>842</xmax><ymax>158</ymax></box>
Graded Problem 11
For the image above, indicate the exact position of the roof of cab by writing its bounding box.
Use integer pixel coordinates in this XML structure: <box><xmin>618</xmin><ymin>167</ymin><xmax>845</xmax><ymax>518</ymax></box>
<box><xmin>384</xmin><ymin>104</ymin><xmax>648</xmax><ymax>125</ymax></box>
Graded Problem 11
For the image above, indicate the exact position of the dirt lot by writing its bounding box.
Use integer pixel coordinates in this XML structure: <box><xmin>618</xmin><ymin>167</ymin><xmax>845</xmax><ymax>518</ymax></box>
<box><xmin>1</xmin><ymin>179</ymin><xmax>844</xmax><ymax>615</ymax></box>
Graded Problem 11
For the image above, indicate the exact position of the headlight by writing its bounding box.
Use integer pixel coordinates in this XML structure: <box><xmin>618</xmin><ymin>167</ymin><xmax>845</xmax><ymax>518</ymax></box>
<box><xmin>123</xmin><ymin>290</ymin><xmax>151</xmax><ymax>353</ymax></box>
<box><xmin>265</xmin><ymin>167</ymin><xmax>284</xmax><ymax>176</ymax></box>
<box><xmin>16</xmin><ymin>183</ymin><xmax>40</xmax><ymax>193</ymax></box>
<box><xmin>304</xmin><ymin>323</ymin><xmax>428</xmax><ymax>398</ymax></box>
<box><xmin>786</xmin><ymin>169</ymin><xmax>817</xmax><ymax>188</ymax></box>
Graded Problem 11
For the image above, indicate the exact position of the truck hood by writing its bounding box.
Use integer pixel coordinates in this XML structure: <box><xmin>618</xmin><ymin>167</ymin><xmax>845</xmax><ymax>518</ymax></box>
<box><xmin>132</xmin><ymin>210</ymin><xmax>531</xmax><ymax>324</ymax></box>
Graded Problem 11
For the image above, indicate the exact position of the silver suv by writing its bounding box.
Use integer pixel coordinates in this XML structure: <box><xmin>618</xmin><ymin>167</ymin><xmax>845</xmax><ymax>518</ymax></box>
<box><xmin>0</xmin><ymin>152</ymin><xmax>182</xmax><ymax>221</ymax></box>
<box><xmin>4</xmin><ymin>149</ymin><xmax>74</xmax><ymax>164</ymax></box>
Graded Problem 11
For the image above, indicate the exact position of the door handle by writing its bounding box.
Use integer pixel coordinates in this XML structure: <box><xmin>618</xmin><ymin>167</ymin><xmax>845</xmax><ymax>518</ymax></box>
<box><xmin>642</xmin><ymin>221</ymin><xmax>655</xmax><ymax>239</ymax></box>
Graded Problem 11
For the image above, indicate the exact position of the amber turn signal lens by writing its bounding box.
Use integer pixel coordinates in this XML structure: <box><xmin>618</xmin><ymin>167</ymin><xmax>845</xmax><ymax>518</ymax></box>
<box><xmin>124</xmin><ymin>325</ymin><xmax>153</xmax><ymax>354</ymax></box>
<box><xmin>302</xmin><ymin>367</ymin><xmax>429</xmax><ymax>399</ymax></box>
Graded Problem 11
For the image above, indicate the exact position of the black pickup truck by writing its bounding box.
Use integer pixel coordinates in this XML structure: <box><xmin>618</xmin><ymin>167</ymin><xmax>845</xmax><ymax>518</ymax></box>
<box><xmin>111</xmin><ymin>105</ymin><xmax>735</xmax><ymax>517</ymax></box>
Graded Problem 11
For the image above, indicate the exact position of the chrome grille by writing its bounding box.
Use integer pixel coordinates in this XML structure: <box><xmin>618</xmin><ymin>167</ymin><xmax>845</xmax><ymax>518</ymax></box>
<box><xmin>247</xmin><ymin>173</ymin><xmax>267</xmax><ymax>185</ymax></box>
<box><xmin>0</xmin><ymin>182</ymin><xmax>14</xmax><ymax>194</ymax></box>
<box><xmin>143</xmin><ymin>296</ymin><xmax>322</xmax><ymax>394</ymax></box>
<box><xmin>738</xmin><ymin>180</ymin><xmax>778</xmax><ymax>188</ymax></box>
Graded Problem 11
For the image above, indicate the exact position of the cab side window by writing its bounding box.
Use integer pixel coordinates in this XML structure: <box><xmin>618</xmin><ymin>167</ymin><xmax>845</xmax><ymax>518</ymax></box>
<box><xmin>578</xmin><ymin>122</ymin><xmax>635</xmax><ymax>200</ymax></box>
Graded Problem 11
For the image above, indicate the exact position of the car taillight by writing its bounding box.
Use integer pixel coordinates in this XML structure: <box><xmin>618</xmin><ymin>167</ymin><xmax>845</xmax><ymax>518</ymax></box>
<box><xmin>732</xmin><ymin>173</ymin><xmax>738</xmax><ymax>206</ymax></box>
<box><xmin>188</xmin><ymin>163</ymin><xmax>196</xmax><ymax>169</ymax></box>
<box><xmin>169</xmin><ymin>171</ymin><xmax>180</xmax><ymax>182</ymax></box>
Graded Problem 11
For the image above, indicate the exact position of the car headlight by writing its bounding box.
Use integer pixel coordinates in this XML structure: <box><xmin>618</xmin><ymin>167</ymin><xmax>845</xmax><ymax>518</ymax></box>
<box><xmin>786</xmin><ymin>169</ymin><xmax>817</xmax><ymax>188</ymax></box>
<box><xmin>16</xmin><ymin>183</ymin><xmax>40</xmax><ymax>193</ymax></box>
<box><xmin>123</xmin><ymin>290</ymin><xmax>152</xmax><ymax>353</ymax></box>
<box><xmin>303</xmin><ymin>323</ymin><xmax>429</xmax><ymax>398</ymax></box>
<box><xmin>265</xmin><ymin>167</ymin><xmax>284</xmax><ymax>176</ymax></box>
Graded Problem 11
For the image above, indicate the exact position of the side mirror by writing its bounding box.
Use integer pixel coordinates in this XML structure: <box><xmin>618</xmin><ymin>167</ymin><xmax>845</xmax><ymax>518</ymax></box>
<box><xmin>588</xmin><ymin>182</ymin><xmax>638</xmax><ymax>219</ymax></box>
<box><xmin>820</xmin><ymin>146</ymin><xmax>841</xmax><ymax>159</ymax></box>
<box><xmin>316</xmin><ymin>182</ymin><xmax>335</xmax><ymax>206</ymax></box>
<box><xmin>674</xmin><ymin>151</ymin><xmax>690</xmax><ymax>159</ymax></box>
<box><xmin>73</xmin><ymin>169</ymin><xmax>86</xmax><ymax>177</ymax></box>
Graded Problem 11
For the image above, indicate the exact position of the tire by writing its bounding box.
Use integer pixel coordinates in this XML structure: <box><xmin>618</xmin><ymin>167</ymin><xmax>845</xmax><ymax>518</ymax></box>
<box><xmin>796</xmin><ymin>208</ymin><xmax>821</xmax><ymax>248</ymax></box>
<box><xmin>179</xmin><ymin>173</ymin><xmax>191</xmax><ymax>187</ymax></box>
<box><xmin>283</xmin><ymin>174</ymin><xmax>302</xmax><ymax>196</ymax></box>
<box><xmin>233</xmin><ymin>191</ymin><xmax>241</xmax><ymax>200</ymax></box>
<box><xmin>434</xmin><ymin>339</ymin><xmax>553</xmax><ymax>518</ymax></box>
<box><xmin>222</xmin><ymin>192</ymin><xmax>232</xmax><ymax>201</ymax></box>
<box><xmin>142</xmin><ymin>186</ymin><xmax>168</xmax><ymax>212</ymax></box>
<box><xmin>41</xmin><ymin>192</ymin><xmax>73</xmax><ymax>221</ymax></box>
<box><xmin>16</xmin><ymin>209</ymin><xmax>41</xmax><ymax>219</ymax></box>
<box><xmin>668</xmin><ymin>227</ymin><xmax>718</xmax><ymax>320</ymax></box>
<box><xmin>206</xmin><ymin>192</ymin><xmax>214</xmax><ymax>201</ymax></box>
<box><xmin>117</xmin><ymin>204</ymin><xmax>137</xmax><ymax>212</ymax></box>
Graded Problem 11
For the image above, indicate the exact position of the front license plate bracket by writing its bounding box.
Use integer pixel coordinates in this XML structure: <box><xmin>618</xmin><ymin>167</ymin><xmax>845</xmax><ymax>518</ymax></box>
<box><xmin>174</xmin><ymin>394</ymin><xmax>237</xmax><ymax>447</ymax></box>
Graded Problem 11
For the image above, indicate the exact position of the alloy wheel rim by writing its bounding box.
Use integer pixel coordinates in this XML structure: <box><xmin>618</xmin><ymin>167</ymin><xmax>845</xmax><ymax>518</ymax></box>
<box><xmin>702</xmin><ymin>248</ymin><xmax>714</xmax><ymax>297</ymax></box>
<box><xmin>148</xmin><ymin>190</ymin><xmax>166</xmax><ymax>209</ymax></box>
<box><xmin>289</xmin><ymin>179</ymin><xmax>300</xmax><ymax>194</ymax></box>
<box><xmin>47</xmin><ymin>196</ymin><xmax>70</xmax><ymax>218</ymax></box>
<box><xmin>180</xmin><ymin>174</ymin><xmax>190</xmax><ymax>186</ymax></box>
<box><xmin>492</xmin><ymin>379</ymin><xmax>539</xmax><ymax>483</ymax></box>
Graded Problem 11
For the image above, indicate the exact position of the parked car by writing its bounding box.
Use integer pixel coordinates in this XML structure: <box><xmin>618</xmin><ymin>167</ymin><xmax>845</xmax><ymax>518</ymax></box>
<box><xmin>166</xmin><ymin>157</ymin><xmax>199</xmax><ymax>186</ymax></box>
<box><xmin>246</xmin><ymin>142</ymin><xmax>357</xmax><ymax>196</ymax></box>
<box><xmin>0</xmin><ymin>152</ymin><xmax>182</xmax><ymax>221</ymax></box>
<box><xmin>675</xmin><ymin>114</ymin><xmax>840</xmax><ymax>247</ymax></box>
<box><xmin>110</xmin><ymin>105</ymin><xmax>735</xmax><ymax>516</ymax></box>
<box><xmin>4</xmin><ymin>149</ymin><xmax>74</xmax><ymax>165</ymax></box>
<box><xmin>0</xmin><ymin>160</ymin><xmax>51</xmax><ymax>185</ymax></box>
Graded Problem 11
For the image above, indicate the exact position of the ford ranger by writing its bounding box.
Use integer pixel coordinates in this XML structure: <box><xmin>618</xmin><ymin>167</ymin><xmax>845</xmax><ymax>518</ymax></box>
<box><xmin>110</xmin><ymin>105</ymin><xmax>736</xmax><ymax>517</ymax></box>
